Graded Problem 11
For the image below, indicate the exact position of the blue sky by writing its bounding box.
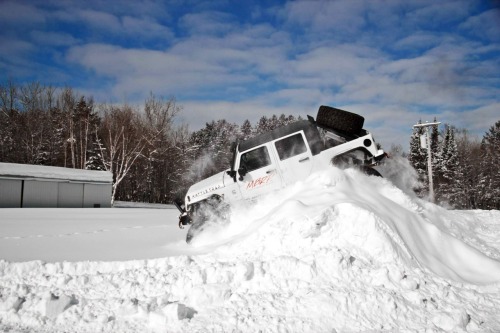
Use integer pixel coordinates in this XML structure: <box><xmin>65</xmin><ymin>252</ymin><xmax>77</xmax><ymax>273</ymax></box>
<box><xmin>1</xmin><ymin>0</ymin><xmax>499</xmax><ymax>151</ymax></box>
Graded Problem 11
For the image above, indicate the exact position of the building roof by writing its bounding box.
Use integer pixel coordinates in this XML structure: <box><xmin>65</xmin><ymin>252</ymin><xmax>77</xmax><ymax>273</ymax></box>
<box><xmin>0</xmin><ymin>163</ymin><xmax>113</xmax><ymax>183</ymax></box>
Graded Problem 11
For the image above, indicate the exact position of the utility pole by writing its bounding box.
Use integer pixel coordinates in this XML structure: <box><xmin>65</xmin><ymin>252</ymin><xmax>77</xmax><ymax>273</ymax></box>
<box><xmin>413</xmin><ymin>121</ymin><xmax>441</xmax><ymax>203</ymax></box>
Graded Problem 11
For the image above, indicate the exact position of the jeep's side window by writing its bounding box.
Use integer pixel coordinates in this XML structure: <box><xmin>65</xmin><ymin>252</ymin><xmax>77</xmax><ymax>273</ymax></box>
<box><xmin>240</xmin><ymin>146</ymin><xmax>271</xmax><ymax>172</ymax></box>
<box><xmin>274</xmin><ymin>133</ymin><xmax>307</xmax><ymax>160</ymax></box>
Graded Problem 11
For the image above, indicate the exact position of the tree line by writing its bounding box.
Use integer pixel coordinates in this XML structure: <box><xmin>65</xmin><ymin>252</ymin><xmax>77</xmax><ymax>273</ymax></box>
<box><xmin>1</xmin><ymin>81</ymin><xmax>498</xmax><ymax>209</ymax></box>
<box><xmin>0</xmin><ymin>80</ymin><xmax>299</xmax><ymax>204</ymax></box>
<box><xmin>408</xmin><ymin>118</ymin><xmax>500</xmax><ymax>210</ymax></box>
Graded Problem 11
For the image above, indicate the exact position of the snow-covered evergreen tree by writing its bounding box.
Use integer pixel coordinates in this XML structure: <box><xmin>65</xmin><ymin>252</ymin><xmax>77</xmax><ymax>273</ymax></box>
<box><xmin>436</xmin><ymin>125</ymin><xmax>461</xmax><ymax>206</ymax></box>
<box><xmin>47</xmin><ymin>106</ymin><xmax>66</xmax><ymax>166</ymax></box>
<box><xmin>408</xmin><ymin>122</ymin><xmax>427</xmax><ymax>194</ymax></box>
<box><xmin>279</xmin><ymin>113</ymin><xmax>297</xmax><ymax>127</ymax></box>
<box><xmin>430</xmin><ymin>118</ymin><xmax>440</xmax><ymax>176</ymax></box>
<box><xmin>255</xmin><ymin>116</ymin><xmax>271</xmax><ymax>134</ymax></box>
<box><xmin>454</xmin><ymin>129</ymin><xmax>481</xmax><ymax>209</ymax></box>
<box><xmin>189</xmin><ymin>119</ymin><xmax>239</xmax><ymax>180</ymax></box>
<box><xmin>269</xmin><ymin>115</ymin><xmax>279</xmax><ymax>130</ymax></box>
<box><xmin>72</xmin><ymin>96</ymin><xmax>100</xmax><ymax>169</ymax></box>
<box><xmin>478</xmin><ymin>120</ymin><xmax>500</xmax><ymax>209</ymax></box>
<box><xmin>240</xmin><ymin>119</ymin><xmax>253</xmax><ymax>140</ymax></box>
<box><xmin>85</xmin><ymin>137</ymin><xmax>106</xmax><ymax>171</ymax></box>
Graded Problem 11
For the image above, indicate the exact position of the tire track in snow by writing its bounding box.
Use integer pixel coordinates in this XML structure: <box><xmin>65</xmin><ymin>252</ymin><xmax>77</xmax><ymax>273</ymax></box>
<box><xmin>1</xmin><ymin>225</ymin><xmax>169</xmax><ymax>240</ymax></box>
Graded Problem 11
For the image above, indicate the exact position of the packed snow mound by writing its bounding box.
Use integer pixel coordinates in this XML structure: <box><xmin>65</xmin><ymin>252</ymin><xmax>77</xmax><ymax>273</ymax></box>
<box><xmin>1</xmin><ymin>164</ymin><xmax>500</xmax><ymax>332</ymax></box>
<box><xmin>191</xmin><ymin>167</ymin><xmax>500</xmax><ymax>286</ymax></box>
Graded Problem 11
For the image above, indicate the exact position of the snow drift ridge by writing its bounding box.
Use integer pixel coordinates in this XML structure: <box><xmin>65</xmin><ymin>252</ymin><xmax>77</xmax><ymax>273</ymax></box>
<box><xmin>191</xmin><ymin>165</ymin><xmax>500</xmax><ymax>286</ymax></box>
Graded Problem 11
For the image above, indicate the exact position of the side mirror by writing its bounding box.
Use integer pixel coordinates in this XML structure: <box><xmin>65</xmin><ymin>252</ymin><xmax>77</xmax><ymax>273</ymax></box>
<box><xmin>238</xmin><ymin>166</ymin><xmax>248</xmax><ymax>180</ymax></box>
<box><xmin>226</xmin><ymin>170</ymin><xmax>237</xmax><ymax>181</ymax></box>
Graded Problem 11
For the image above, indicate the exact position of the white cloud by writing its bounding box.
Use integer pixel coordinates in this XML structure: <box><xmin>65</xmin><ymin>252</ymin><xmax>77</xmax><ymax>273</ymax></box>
<box><xmin>76</xmin><ymin>9</ymin><xmax>122</xmax><ymax>32</ymax></box>
<box><xmin>66</xmin><ymin>43</ymin><xmax>259</xmax><ymax>99</ymax></box>
<box><xmin>49</xmin><ymin>6</ymin><xmax>173</xmax><ymax>44</ymax></box>
<box><xmin>393</xmin><ymin>32</ymin><xmax>441</xmax><ymax>52</ymax></box>
<box><xmin>441</xmin><ymin>103</ymin><xmax>500</xmax><ymax>133</ymax></box>
<box><xmin>405</xmin><ymin>1</ymin><xmax>472</xmax><ymax>28</ymax></box>
<box><xmin>45</xmin><ymin>0</ymin><xmax>171</xmax><ymax>22</ymax></box>
<box><xmin>121</xmin><ymin>16</ymin><xmax>173</xmax><ymax>40</ymax></box>
<box><xmin>282</xmin><ymin>45</ymin><xmax>383</xmax><ymax>88</ymax></box>
<box><xmin>0</xmin><ymin>37</ymin><xmax>34</xmax><ymax>56</ymax></box>
<box><xmin>179</xmin><ymin>11</ymin><xmax>235</xmax><ymax>35</ymax></box>
<box><xmin>64</xmin><ymin>4</ymin><xmax>499</xmax><ymax>151</ymax></box>
<box><xmin>282</xmin><ymin>0</ymin><xmax>367</xmax><ymax>36</ymax></box>
<box><xmin>178</xmin><ymin>100</ymin><xmax>310</xmax><ymax>131</ymax></box>
<box><xmin>2</xmin><ymin>0</ymin><xmax>498</xmax><ymax>152</ymax></box>
<box><xmin>0</xmin><ymin>37</ymin><xmax>36</xmax><ymax>77</ymax></box>
<box><xmin>0</xmin><ymin>1</ymin><xmax>46</xmax><ymax>25</ymax></box>
<box><xmin>460</xmin><ymin>9</ymin><xmax>500</xmax><ymax>42</ymax></box>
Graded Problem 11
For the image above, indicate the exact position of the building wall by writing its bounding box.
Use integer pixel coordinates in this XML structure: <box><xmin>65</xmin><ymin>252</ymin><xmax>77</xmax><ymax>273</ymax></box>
<box><xmin>23</xmin><ymin>180</ymin><xmax>58</xmax><ymax>208</ymax></box>
<box><xmin>83</xmin><ymin>183</ymin><xmax>112</xmax><ymax>208</ymax></box>
<box><xmin>0</xmin><ymin>179</ymin><xmax>22</xmax><ymax>208</ymax></box>
<box><xmin>0</xmin><ymin>178</ymin><xmax>111</xmax><ymax>208</ymax></box>
<box><xmin>58</xmin><ymin>182</ymin><xmax>84</xmax><ymax>208</ymax></box>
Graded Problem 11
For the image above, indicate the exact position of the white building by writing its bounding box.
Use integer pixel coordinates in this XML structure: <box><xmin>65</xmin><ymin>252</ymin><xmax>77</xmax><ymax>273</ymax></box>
<box><xmin>0</xmin><ymin>163</ymin><xmax>113</xmax><ymax>208</ymax></box>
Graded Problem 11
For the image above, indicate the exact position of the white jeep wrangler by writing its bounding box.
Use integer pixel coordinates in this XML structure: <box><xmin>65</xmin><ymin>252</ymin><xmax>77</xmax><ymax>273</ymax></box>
<box><xmin>174</xmin><ymin>106</ymin><xmax>386</xmax><ymax>243</ymax></box>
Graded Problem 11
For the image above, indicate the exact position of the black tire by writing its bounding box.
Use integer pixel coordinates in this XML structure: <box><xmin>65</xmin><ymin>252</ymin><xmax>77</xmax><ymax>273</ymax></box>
<box><xmin>316</xmin><ymin>106</ymin><xmax>364</xmax><ymax>135</ymax></box>
<box><xmin>185</xmin><ymin>196</ymin><xmax>230</xmax><ymax>244</ymax></box>
<box><xmin>185</xmin><ymin>201</ymin><xmax>210</xmax><ymax>244</ymax></box>
<box><xmin>362</xmin><ymin>166</ymin><xmax>383</xmax><ymax>177</ymax></box>
<box><xmin>186</xmin><ymin>219</ymin><xmax>206</xmax><ymax>243</ymax></box>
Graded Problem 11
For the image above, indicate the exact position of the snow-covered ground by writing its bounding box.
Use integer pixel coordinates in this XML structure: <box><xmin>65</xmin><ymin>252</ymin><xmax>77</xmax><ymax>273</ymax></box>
<box><xmin>1</xmin><ymin>160</ymin><xmax>500</xmax><ymax>332</ymax></box>
<box><xmin>0</xmin><ymin>205</ymin><xmax>189</xmax><ymax>262</ymax></box>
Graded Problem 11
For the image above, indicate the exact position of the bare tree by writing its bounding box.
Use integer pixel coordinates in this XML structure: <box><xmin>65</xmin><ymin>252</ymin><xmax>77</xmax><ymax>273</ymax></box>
<box><xmin>0</xmin><ymin>79</ymin><xmax>18</xmax><ymax>114</ymax></box>
<box><xmin>15</xmin><ymin>82</ymin><xmax>50</xmax><ymax>164</ymax></box>
<box><xmin>0</xmin><ymin>79</ymin><xmax>18</xmax><ymax>161</ymax></box>
<box><xmin>96</xmin><ymin>104</ymin><xmax>149</xmax><ymax>203</ymax></box>
<box><xmin>140</xmin><ymin>93</ymin><xmax>182</xmax><ymax>202</ymax></box>
<box><xmin>171</xmin><ymin>123</ymin><xmax>197</xmax><ymax>198</ymax></box>
<box><xmin>19</xmin><ymin>81</ymin><xmax>42</xmax><ymax>112</ymax></box>
<box><xmin>144</xmin><ymin>93</ymin><xmax>179</xmax><ymax>134</ymax></box>
<box><xmin>57</xmin><ymin>87</ymin><xmax>78</xmax><ymax>168</ymax></box>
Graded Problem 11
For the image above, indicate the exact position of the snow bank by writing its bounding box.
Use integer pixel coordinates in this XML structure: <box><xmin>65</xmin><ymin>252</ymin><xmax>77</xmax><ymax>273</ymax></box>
<box><xmin>191</xmin><ymin>167</ymin><xmax>500</xmax><ymax>285</ymax></box>
<box><xmin>1</xmin><ymin>167</ymin><xmax>500</xmax><ymax>332</ymax></box>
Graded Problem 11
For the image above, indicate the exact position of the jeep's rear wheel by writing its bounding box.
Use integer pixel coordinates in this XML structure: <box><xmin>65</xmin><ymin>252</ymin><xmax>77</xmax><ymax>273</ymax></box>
<box><xmin>316</xmin><ymin>106</ymin><xmax>364</xmax><ymax>135</ymax></box>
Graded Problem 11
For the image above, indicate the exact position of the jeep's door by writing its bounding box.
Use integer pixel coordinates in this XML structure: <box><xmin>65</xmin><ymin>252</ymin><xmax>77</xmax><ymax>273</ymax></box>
<box><xmin>237</xmin><ymin>143</ymin><xmax>283</xmax><ymax>200</ymax></box>
<box><xmin>273</xmin><ymin>132</ymin><xmax>313</xmax><ymax>185</ymax></box>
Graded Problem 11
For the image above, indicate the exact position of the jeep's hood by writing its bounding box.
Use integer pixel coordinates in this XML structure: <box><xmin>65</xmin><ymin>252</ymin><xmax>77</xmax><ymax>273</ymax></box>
<box><xmin>186</xmin><ymin>170</ymin><xmax>228</xmax><ymax>201</ymax></box>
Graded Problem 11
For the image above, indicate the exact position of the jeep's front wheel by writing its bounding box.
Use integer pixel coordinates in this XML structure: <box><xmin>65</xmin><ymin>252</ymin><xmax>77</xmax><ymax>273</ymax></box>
<box><xmin>186</xmin><ymin>219</ymin><xmax>205</xmax><ymax>243</ymax></box>
<box><xmin>316</xmin><ymin>105</ymin><xmax>364</xmax><ymax>135</ymax></box>
<box><xmin>362</xmin><ymin>166</ymin><xmax>382</xmax><ymax>177</ymax></box>
<box><xmin>185</xmin><ymin>196</ymin><xmax>230</xmax><ymax>244</ymax></box>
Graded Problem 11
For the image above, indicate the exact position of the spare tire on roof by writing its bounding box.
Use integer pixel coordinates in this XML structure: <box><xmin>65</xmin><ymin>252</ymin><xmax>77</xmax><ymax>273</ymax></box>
<box><xmin>316</xmin><ymin>105</ymin><xmax>364</xmax><ymax>135</ymax></box>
